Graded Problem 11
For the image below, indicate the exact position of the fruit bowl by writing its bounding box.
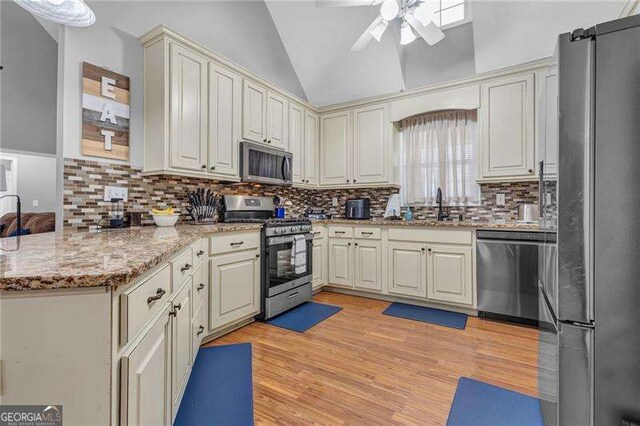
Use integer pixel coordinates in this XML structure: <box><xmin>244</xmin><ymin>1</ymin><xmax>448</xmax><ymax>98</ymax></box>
<box><xmin>151</xmin><ymin>213</ymin><xmax>179</xmax><ymax>227</ymax></box>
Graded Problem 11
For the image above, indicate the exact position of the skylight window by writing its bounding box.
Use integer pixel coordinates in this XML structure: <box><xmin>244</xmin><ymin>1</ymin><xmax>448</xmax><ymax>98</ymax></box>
<box><xmin>432</xmin><ymin>0</ymin><xmax>468</xmax><ymax>28</ymax></box>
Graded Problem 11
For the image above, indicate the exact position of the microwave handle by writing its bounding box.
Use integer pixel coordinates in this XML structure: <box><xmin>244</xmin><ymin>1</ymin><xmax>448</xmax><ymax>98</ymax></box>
<box><xmin>282</xmin><ymin>156</ymin><xmax>291</xmax><ymax>181</ymax></box>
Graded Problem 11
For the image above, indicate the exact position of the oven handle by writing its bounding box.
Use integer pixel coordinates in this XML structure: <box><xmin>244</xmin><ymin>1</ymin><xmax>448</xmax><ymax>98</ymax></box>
<box><xmin>267</xmin><ymin>234</ymin><xmax>313</xmax><ymax>246</ymax></box>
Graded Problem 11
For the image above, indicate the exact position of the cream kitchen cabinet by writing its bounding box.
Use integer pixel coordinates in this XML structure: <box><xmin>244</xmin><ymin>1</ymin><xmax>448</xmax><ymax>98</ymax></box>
<box><xmin>538</xmin><ymin>62</ymin><xmax>558</xmax><ymax>178</ymax></box>
<box><xmin>169</xmin><ymin>44</ymin><xmax>208</xmax><ymax>172</ymax></box>
<box><xmin>328</xmin><ymin>238</ymin><xmax>352</xmax><ymax>287</ymax></box>
<box><xmin>426</xmin><ymin>245</ymin><xmax>473</xmax><ymax>305</ymax></box>
<box><xmin>353</xmin><ymin>239</ymin><xmax>382</xmax><ymax>292</ymax></box>
<box><xmin>479</xmin><ymin>73</ymin><xmax>536</xmax><ymax>181</ymax></box>
<box><xmin>208</xmin><ymin>63</ymin><xmax>242</xmax><ymax>177</ymax></box>
<box><xmin>243</xmin><ymin>79</ymin><xmax>288</xmax><ymax>149</ymax></box>
<box><xmin>209</xmin><ymin>248</ymin><xmax>260</xmax><ymax>331</ymax></box>
<box><xmin>290</xmin><ymin>104</ymin><xmax>320</xmax><ymax>186</ymax></box>
<box><xmin>320</xmin><ymin>110</ymin><xmax>352</xmax><ymax>185</ymax></box>
<box><xmin>170</xmin><ymin>279</ymin><xmax>193</xmax><ymax>420</ymax></box>
<box><xmin>312</xmin><ymin>226</ymin><xmax>328</xmax><ymax>289</ymax></box>
<box><xmin>267</xmin><ymin>90</ymin><xmax>289</xmax><ymax>150</ymax></box>
<box><xmin>304</xmin><ymin>110</ymin><xmax>320</xmax><ymax>185</ymax></box>
<box><xmin>352</xmin><ymin>103</ymin><xmax>389</xmax><ymax>184</ymax></box>
<box><xmin>387</xmin><ymin>241</ymin><xmax>428</xmax><ymax>298</ymax></box>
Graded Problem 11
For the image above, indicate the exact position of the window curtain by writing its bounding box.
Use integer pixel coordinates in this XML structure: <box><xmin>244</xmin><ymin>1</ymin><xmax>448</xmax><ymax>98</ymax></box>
<box><xmin>399</xmin><ymin>109</ymin><xmax>479</xmax><ymax>206</ymax></box>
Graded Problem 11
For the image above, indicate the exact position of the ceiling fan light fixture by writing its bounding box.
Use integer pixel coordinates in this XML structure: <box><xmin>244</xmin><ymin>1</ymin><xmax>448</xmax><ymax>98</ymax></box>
<box><xmin>369</xmin><ymin>18</ymin><xmax>388</xmax><ymax>42</ymax></box>
<box><xmin>13</xmin><ymin>0</ymin><xmax>96</xmax><ymax>26</ymax></box>
<box><xmin>380</xmin><ymin>0</ymin><xmax>399</xmax><ymax>21</ymax></box>
<box><xmin>400</xmin><ymin>21</ymin><xmax>417</xmax><ymax>45</ymax></box>
<box><xmin>413</xmin><ymin>1</ymin><xmax>438</xmax><ymax>26</ymax></box>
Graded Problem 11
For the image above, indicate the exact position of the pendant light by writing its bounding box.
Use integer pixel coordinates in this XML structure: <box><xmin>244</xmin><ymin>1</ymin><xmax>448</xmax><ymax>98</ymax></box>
<box><xmin>400</xmin><ymin>21</ymin><xmax>417</xmax><ymax>45</ymax></box>
<box><xmin>13</xmin><ymin>0</ymin><xmax>96</xmax><ymax>27</ymax></box>
<box><xmin>380</xmin><ymin>0</ymin><xmax>399</xmax><ymax>21</ymax></box>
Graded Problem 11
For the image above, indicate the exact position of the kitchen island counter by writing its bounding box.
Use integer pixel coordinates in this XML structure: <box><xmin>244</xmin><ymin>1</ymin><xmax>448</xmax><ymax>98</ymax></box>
<box><xmin>310</xmin><ymin>218</ymin><xmax>543</xmax><ymax>231</ymax></box>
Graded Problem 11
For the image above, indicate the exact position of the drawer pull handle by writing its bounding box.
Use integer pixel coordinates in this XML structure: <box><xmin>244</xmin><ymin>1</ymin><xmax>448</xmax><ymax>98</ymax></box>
<box><xmin>197</xmin><ymin>283</ymin><xmax>205</xmax><ymax>291</ymax></box>
<box><xmin>181</xmin><ymin>263</ymin><xmax>192</xmax><ymax>272</ymax></box>
<box><xmin>197</xmin><ymin>325</ymin><xmax>205</xmax><ymax>336</ymax></box>
<box><xmin>361</xmin><ymin>232</ymin><xmax>373</xmax><ymax>235</ymax></box>
<box><xmin>288</xmin><ymin>292</ymin><xmax>299</xmax><ymax>299</ymax></box>
<box><xmin>196</xmin><ymin>250</ymin><xmax>205</xmax><ymax>257</ymax></box>
<box><xmin>230</xmin><ymin>241</ymin><xmax>244</xmax><ymax>247</ymax></box>
<box><xmin>313</xmin><ymin>231</ymin><xmax>321</xmax><ymax>236</ymax></box>
<box><xmin>334</xmin><ymin>231</ymin><xmax>345</xmax><ymax>234</ymax></box>
<box><xmin>169</xmin><ymin>308</ymin><xmax>177</xmax><ymax>317</ymax></box>
<box><xmin>174</xmin><ymin>303</ymin><xmax>182</xmax><ymax>311</ymax></box>
<box><xmin>147</xmin><ymin>288</ymin><xmax>166</xmax><ymax>304</ymax></box>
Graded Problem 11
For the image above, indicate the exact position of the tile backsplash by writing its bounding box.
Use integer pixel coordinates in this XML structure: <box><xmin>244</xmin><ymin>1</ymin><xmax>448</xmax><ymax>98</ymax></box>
<box><xmin>64</xmin><ymin>158</ymin><xmax>539</xmax><ymax>229</ymax></box>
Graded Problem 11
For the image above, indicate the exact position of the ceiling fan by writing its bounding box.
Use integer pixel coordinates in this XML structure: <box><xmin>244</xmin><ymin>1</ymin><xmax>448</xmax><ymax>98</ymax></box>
<box><xmin>316</xmin><ymin>0</ymin><xmax>445</xmax><ymax>51</ymax></box>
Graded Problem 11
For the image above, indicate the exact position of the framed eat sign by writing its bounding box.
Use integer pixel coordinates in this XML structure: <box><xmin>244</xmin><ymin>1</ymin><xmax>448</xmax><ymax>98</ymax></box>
<box><xmin>81</xmin><ymin>62</ymin><xmax>130</xmax><ymax>161</ymax></box>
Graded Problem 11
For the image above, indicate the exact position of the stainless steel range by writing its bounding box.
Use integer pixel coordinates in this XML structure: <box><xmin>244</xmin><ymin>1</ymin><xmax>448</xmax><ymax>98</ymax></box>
<box><xmin>222</xmin><ymin>195</ymin><xmax>313</xmax><ymax>320</ymax></box>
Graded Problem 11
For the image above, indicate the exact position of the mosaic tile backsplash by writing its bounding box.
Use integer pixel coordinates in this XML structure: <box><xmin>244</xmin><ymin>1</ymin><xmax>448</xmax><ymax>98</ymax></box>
<box><xmin>64</xmin><ymin>158</ymin><xmax>539</xmax><ymax>229</ymax></box>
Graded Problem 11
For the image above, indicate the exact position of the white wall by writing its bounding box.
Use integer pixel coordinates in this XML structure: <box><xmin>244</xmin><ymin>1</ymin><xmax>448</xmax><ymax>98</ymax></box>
<box><xmin>61</xmin><ymin>0</ymin><xmax>306</xmax><ymax>167</ymax></box>
<box><xmin>0</xmin><ymin>152</ymin><xmax>57</xmax><ymax>215</ymax></box>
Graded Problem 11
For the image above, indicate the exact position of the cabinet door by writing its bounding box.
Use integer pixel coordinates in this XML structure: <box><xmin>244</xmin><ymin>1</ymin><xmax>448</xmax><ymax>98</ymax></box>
<box><xmin>480</xmin><ymin>73</ymin><xmax>535</xmax><ymax>179</ymax></box>
<box><xmin>289</xmin><ymin>103</ymin><xmax>305</xmax><ymax>184</ymax></box>
<box><xmin>191</xmin><ymin>301</ymin><xmax>206</xmax><ymax>364</ymax></box>
<box><xmin>353</xmin><ymin>103</ymin><xmax>389</xmax><ymax>184</ymax></box>
<box><xmin>121</xmin><ymin>306</ymin><xmax>171</xmax><ymax>426</ymax></box>
<box><xmin>208</xmin><ymin>63</ymin><xmax>241</xmax><ymax>177</ymax></box>
<box><xmin>312</xmin><ymin>240</ymin><xmax>327</xmax><ymax>289</ymax></box>
<box><xmin>320</xmin><ymin>111</ymin><xmax>351</xmax><ymax>185</ymax></box>
<box><xmin>243</xmin><ymin>80</ymin><xmax>267</xmax><ymax>143</ymax></box>
<box><xmin>170</xmin><ymin>44</ymin><xmax>208</xmax><ymax>172</ymax></box>
<box><xmin>387</xmin><ymin>242</ymin><xmax>427</xmax><ymax>298</ymax></box>
<box><xmin>171</xmin><ymin>280</ymin><xmax>193</xmax><ymax>419</ymax></box>
<box><xmin>304</xmin><ymin>110</ymin><xmax>319</xmax><ymax>186</ymax></box>
<box><xmin>354</xmin><ymin>240</ymin><xmax>382</xmax><ymax>292</ymax></box>
<box><xmin>266</xmin><ymin>91</ymin><xmax>288</xmax><ymax>150</ymax></box>
<box><xmin>209</xmin><ymin>250</ymin><xmax>260</xmax><ymax>330</ymax></box>
<box><xmin>539</xmin><ymin>70</ymin><xmax>558</xmax><ymax>177</ymax></box>
<box><xmin>328</xmin><ymin>239</ymin><xmax>352</xmax><ymax>287</ymax></box>
<box><xmin>427</xmin><ymin>245</ymin><xmax>473</xmax><ymax>305</ymax></box>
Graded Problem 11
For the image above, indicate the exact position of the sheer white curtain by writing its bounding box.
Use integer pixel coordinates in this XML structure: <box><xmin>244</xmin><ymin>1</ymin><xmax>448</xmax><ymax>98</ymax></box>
<box><xmin>399</xmin><ymin>110</ymin><xmax>479</xmax><ymax>206</ymax></box>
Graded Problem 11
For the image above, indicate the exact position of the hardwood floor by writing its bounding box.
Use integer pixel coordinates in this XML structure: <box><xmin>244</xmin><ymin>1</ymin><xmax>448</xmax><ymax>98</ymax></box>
<box><xmin>205</xmin><ymin>292</ymin><xmax>539</xmax><ymax>425</ymax></box>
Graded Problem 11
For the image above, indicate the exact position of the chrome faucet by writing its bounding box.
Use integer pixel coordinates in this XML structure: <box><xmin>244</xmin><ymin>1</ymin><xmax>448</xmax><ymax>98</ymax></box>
<box><xmin>436</xmin><ymin>187</ymin><xmax>449</xmax><ymax>221</ymax></box>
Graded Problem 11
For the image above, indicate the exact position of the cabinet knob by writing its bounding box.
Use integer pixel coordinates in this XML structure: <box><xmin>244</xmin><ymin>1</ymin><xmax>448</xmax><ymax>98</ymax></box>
<box><xmin>268</xmin><ymin>140</ymin><xmax>272</xmax><ymax>144</ymax></box>
<box><xmin>346</xmin><ymin>179</ymin><xmax>350</xmax><ymax>183</ymax></box>
<box><xmin>201</xmin><ymin>164</ymin><xmax>206</xmax><ymax>169</ymax></box>
<box><xmin>211</xmin><ymin>166</ymin><xmax>216</xmax><ymax>171</ymax></box>
<box><xmin>348</xmin><ymin>242</ymin><xmax>351</xmax><ymax>246</ymax></box>
<box><xmin>197</xmin><ymin>283</ymin><xmax>204</xmax><ymax>291</ymax></box>
<box><xmin>255</xmin><ymin>253</ymin><xmax>260</xmax><ymax>258</ymax></box>
<box><xmin>174</xmin><ymin>303</ymin><xmax>182</xmax><ymax>311</ymax></box>
<box><xmin>421</xmin><ymin>247</ymin><xmax>425</xmax><ymax>253</ymax></box>
<box><xmin>197</xmin><ymin>325</ymin><xmax>205</xmax><ymax>336</ymax></box>
<box><xmin>263</xmin><ymin>138</ymin><xmax>268</xmax><ymax>143</ymax></box>
<box><xmin>528</xmin><ymin>168</ymin><xmax>534</xmax><ymax>174</ymax></box>
<box><xmin>428</xmin><ymin>248</ymin><xmax>432</xmax><ymax>253</ymax></box>
<box><xmin>354</xmin><ymin>242</ymin><xmax>358</xmax><ymax>246</ymax></box>
<box><xmin>353</xmin><ymin>179</ymin><xmax>357</xmax><ymax>183</ymax></box>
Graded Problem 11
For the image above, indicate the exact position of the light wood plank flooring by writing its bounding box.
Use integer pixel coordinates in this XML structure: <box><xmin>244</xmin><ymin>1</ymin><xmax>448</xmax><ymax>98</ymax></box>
<box><xmin>205</xmin><ymin>291</ymin><xmax>539</xmax><ymax>425</ymax></box>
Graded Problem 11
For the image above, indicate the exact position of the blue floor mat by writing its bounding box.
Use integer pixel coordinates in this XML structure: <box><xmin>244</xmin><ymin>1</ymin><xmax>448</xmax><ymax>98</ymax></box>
<box><xmin>267</xmin><ymin>301</ymin><xmax>342</xmax><ymax>332</ymax></box>
<box><xmin>382</xmin><ymin>302</ymin><xmax>467</xmax><ymax>330</ymax></box>
<box><xmin>447</xmin><ymin>377</ymin><xmax>543</xmax><ymax>426</ymax></box>
<box><xmin>174</xmin><ymin>343</ymin><xmax>254</xmax><ymax>426</ymax></box>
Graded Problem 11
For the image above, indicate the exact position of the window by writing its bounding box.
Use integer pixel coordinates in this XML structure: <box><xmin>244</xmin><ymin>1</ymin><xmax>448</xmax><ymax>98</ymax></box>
<box><xmin>399</xmin><ymin>110</ymin><xmax>479</xmax><ymax>206</ymax></box>
<box><xmin>432</xmin><ymin>0</ymin><xmax>468</xmax><ymax>28</ymax></box>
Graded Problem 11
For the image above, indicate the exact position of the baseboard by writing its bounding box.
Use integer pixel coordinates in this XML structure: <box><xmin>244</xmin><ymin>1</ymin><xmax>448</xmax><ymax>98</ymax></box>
<box><xmin>320</xmin><ymin>286</ymin><xmax>478</xmax><ymax>316</ymax></box>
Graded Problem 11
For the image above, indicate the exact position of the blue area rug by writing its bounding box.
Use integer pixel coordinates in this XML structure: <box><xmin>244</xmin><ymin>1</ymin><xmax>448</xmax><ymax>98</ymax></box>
<box><xmin>267</xmin><ymin>301</ymin><xmax>342</xmax><ymax>332</ymax></box>
<box><xmin>174</xmin><ymin>343</ymin><xmax>254</xmax><ymax>426</ymax></box>
<box><xmin>382</xmin><ymin>302</ymin><xmax>467</xmax><ymax>330</ymax></box>
<box><xmin>447</xmin><ymin>377</ymin><xmax>544</xmax><ymax>426</ymax></box>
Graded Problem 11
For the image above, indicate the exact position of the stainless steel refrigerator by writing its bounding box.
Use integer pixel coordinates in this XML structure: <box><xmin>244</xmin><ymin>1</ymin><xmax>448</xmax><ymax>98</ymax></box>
<box><xmin>538</xmin><ymin>13</ymin><xmax>640</xmax><ymax>426</ymax></box>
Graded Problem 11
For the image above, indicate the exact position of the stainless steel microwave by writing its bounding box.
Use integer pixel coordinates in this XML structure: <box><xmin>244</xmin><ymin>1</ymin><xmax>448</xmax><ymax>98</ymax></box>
<box><xmin>240</xmin><ymin>141</ymin><xmax>292</xmax><ymax>185</ymax></box>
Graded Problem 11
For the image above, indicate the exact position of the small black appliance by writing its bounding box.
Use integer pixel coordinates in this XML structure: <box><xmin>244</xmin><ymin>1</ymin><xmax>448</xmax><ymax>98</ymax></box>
<box><xmin>345</xmin><ymin>198</ymin><xmax>370</xmax><ymax>220</ymax></box>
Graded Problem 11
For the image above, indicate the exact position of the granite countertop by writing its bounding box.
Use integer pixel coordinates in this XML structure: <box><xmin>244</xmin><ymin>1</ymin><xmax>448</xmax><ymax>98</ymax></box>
<box><xmin>0</xmin><ymin>223</ymin><xmax>262</xmax><ymax>292</ymax></box>
<box><xmin>310</xmin><ymin>218</ymin><xmax>543</xmax><ymax>231</ymax></box>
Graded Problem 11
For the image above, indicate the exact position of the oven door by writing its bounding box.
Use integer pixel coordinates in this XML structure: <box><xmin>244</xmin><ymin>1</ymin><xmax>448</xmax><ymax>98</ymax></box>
<box><xmin>265</xmin><ymin>233</ymin><xmax>313</xmax><ymax>297</ymax></box>
<box><xmin>241</xmin><ymin>141</ymin><xmax>292</xmax><ymax>185</ymax></box>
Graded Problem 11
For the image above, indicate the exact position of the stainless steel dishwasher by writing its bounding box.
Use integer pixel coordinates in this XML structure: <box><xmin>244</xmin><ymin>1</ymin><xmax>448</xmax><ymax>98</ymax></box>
<box><xmin>476</xmin><ymin>229</ymin><xmax>556</xmax><ymax>325</ymax></box>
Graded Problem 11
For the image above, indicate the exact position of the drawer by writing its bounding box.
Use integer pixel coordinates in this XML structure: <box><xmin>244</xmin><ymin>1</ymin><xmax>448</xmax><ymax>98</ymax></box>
<box><xmin>311</xmin><ymin>226</ymin><xmax>326</xmax><ymax>239</ymax></box>
<box><xmin>192</xmin><ymin>263</ymin><xmax>207</xmax><ymax>320</ymax></box>
<box><xmin>192</xmin><ymin>238</ymin><xmax>207</xmax><ymax>269</ymax></box>
<box><xmin>210</xmin><ymin>231</ymin><xmax>260</xmax><ymax>255</ymax></box>
<box><xmin>328</xmin><ymin>226</ymin><xmax>353</xmax><ymax>238</ymax></box>
<box><xmin>355</xmin><ymin>227</ymin><xmax>381</xmax><ymax>240</ymax></box>
<box><xmin>172</xmin><ymin>247</ymin><xmax>195</xmax><ymax>290</ymax></box>
<box><xmin>120</xmin><ymin>264</ymin><xmax>171</xmax><ymax>345</ymax></box>
<box><xmin>388</xmin><ymin>227</ymin><xmax>473</xmax><ymax>245</ymax></box>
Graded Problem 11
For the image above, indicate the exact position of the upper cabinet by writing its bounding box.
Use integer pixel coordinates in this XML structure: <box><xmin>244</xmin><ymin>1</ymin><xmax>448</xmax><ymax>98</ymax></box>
<box><xmin>479</xmin><ymin>73</ymin><xmax>536</xmax><ymax>182</ymax></box>
<box><xmin>320</xmin><ymin>103</ymin><xmax>392</xmax><ymax>188</ymax></box>
<box><xmin>289</xmin><ymin>103</ymin><xmax>305</xmax><ymax>184</ymax></box>
<box><xmin>266</xmin><ymin>91</ymin><xmax>289</xmax><ymax>150</ymax></box>
<box><xmin>208</xmin><ymin>63</ymin><xmax>241</xmax><ymax>177</ymax></box>
<box><xmin>304</xmin><ymin>110</ymin><xmax>319</xmax><ymax>185</ymax></box>
<box><xmin>289</xmin><ymin>103</ymin><xmax>319</xmax><ymax>186</ymax></box>
<box><xmin>538</xmin><ymin>63</ymin><xmax>558</xmax><ymax>178</ymax></box>
<box><xmin>243</xmin><ymin>80</ymin><xmax>289</xmax><ymax>150</ymax></box>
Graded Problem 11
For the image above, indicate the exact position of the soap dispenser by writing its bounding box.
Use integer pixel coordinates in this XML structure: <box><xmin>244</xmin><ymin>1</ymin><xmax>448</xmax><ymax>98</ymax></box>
<box><xmin>404</xmin><ymin>206</ymin><xmax>413</xmax><ymax>222</ymax></box>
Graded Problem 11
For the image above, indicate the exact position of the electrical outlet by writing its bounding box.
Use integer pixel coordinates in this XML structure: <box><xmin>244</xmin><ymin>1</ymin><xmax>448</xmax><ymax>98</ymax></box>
<box><xmin>546</xmin><ymin>193</ymin><xmax>552</xmax><ymax>205</ymax></box>
<box><xmin>496</xmin><ymin>193</ymin><xmax>506</xmax><ymax>206</ymax></box>
<box><xmin>104</xmin><ymin>186</ymin><xmax>128</xmax><ymax>202</ymax></box>
<box><xmin>32</xmin><ymin>200</ymin><xmax>39</xmax><ymax>207</ymax></box>
<box><xmin>332</xmin><ymin>197</ymin><xmax>338</xmax><ymax>207</ymax></box>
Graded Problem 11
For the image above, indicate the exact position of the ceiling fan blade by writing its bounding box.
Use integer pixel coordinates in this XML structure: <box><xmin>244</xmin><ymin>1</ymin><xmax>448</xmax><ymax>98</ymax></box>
<box><xmin>406</xmin><ymin>15</ymin><xmax>445</xmax><ymax>46</ymax></box>
<box><xmin>351</xmin><ymin>15</ymin><xmax>385</xmax><ymax>51</ymax></box>
<box><xmin>315</xmin><ymin>0</ymin><xmax>380</xmax><ymax>8</ymax></box>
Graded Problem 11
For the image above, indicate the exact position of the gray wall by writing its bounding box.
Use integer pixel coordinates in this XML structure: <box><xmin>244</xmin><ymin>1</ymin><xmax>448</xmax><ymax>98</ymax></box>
<box><xmin>0</xmin><ymin>1</ymin><xmax>58</xmax><ymax>155</ymax></box>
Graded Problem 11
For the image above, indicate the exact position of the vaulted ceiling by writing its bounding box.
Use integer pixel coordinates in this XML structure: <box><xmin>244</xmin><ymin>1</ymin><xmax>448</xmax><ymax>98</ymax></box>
<box><xmin>266</xmin><ymin>0</ymin><xmax>624</xmax><ymax>106</ymax></box>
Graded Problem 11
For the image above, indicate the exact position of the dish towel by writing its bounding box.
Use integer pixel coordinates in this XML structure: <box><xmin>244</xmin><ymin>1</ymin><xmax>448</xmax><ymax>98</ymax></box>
<box><xmin>291</xmin><ymin>234</ymin><xmax>307</xmax><ymax>274</ymax></box>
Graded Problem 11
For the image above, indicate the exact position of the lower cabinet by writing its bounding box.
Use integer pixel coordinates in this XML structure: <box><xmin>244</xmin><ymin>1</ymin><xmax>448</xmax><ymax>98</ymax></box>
<box><xmin>209</xmin><ymin>249</ymin><xmax>260</xmax><ymax>331</ymax></box>
<box><xmin>328</xmin><ymin>238</ymin><xmax>352</xmax><ymax>287</ymax></box>
<box><xmin>191</xmin><ymin>298</ymin><xmax>206</xmax><ymax>363</ymax></box>
<box><xmin>312</xmin><ymin>238</ymin><xmax>328</xmax><ymax>289</ymax></box>
<box><xmin>171</xmin><ymin>279</ymin><xmax>193</xmax><ymax>420</ymax></box>
<box><xmin>120</xmin><ymin>306</ymin><xmax>172</xmax><ymax>426</ymax></box>
<box><xmin>387</xmin><ymin>242</ymin><xmax>427</xmax><ymax>298</ymax></box>
<box><xmin>427</xmin><ymin>245</ymin><xmax>473</xmax><ymax>305</ymax></box>
<box><xmin>354</xmin><ymin>239</ymin><xmax>382</xmax><ymax>292</ymax></box>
